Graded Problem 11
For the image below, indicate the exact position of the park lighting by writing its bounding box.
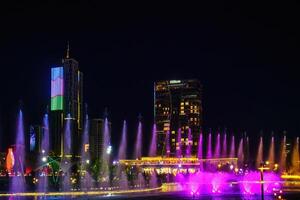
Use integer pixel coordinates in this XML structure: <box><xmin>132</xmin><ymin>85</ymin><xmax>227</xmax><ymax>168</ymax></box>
<box><xmin>42</xmin><ymin>156</ymin><xmax>47</xmax><ymax>162</ymax></box>
<box><xmin>230</xmin><ymin>164</ymin><xmax>234</xmax><ymax>170</ymax></box>
<box><xmin>265</xmin><ymin>161</ymin><xmax>270</xmax><ymax>165</ymax></box>
<box><xmin>42</xmin><ymin>149</ymin><xmax>45</xmax><ymax>154</ymax></box>
<box><xmin>86</xmin><ymin>159</ymin><xmax>90</xmax><ymax>164</ymax></box>
<box><xmin>106</xmin><ymin>145</ymin><xmax>112</xmax><ymax>155</ymax></box>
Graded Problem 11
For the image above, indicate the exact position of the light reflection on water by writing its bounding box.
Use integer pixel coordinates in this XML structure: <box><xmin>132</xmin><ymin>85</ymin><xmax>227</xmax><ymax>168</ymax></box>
<box><xmin>0</xmin><ymin>193</ymin><xmax>293</xmax><ymax>200</ymax></box>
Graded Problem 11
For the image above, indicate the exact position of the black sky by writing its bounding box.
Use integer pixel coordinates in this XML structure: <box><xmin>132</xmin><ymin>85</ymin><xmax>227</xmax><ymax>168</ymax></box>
<box><xmin>0</xmin><ymin>2</ymin><xmax>300</xmax><ymax>152</ymax></box>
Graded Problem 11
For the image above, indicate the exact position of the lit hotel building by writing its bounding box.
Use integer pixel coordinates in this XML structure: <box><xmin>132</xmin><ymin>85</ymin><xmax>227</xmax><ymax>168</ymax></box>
<box><xmin>50</xmin><ymin>46</ymin><xmax>83</xmax><ymax>157</ymax></box>
<box><xmin>154</xmin><ymin>79</ymin><xmax>203</xmax><ymax>157</ymax></box>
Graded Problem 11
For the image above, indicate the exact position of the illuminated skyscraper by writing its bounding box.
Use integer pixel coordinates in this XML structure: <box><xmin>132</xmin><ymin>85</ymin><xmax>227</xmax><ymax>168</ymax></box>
<box><xmin>50</xmin><ymin>45</ymin><xmax>83</xmax><ymax>157</ymax></box>
<box><xmin>154</xmin><ymin>80</ymin><xmax>203</xmax><ymax>157</ymax></box>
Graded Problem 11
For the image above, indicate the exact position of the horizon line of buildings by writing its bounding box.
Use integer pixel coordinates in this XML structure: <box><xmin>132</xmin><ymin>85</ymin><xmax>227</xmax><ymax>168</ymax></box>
<box><xmin>14</xmin><ymin>46</ymin><xmax>204</xmax><ymax>161</ymax></box>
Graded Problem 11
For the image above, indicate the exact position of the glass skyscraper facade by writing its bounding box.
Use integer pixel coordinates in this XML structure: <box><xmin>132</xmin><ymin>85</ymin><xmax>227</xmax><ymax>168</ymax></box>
<box><xmin>154</xmin><ymin>79</ymin><xmax>203</xmax><ymax>157</ymax></box>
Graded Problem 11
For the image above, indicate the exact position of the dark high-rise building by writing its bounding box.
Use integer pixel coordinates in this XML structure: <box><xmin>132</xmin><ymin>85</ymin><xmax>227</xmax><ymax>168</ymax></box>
<box><xmin>50</xmin><ymin>45</ymin><xmax>83</xmax><ymax>157</ymax></box>
<box><xmin>89</xmin><ymin>119</ymin><xmax>104</xmax><ymax>161</ymax></box>
<box><xmin>89</xmin><ymin>118</ymin><xmax>112</xmax><ymax>161</ymax></box>
<box><xmin>154</xmin><ymin>79</ymin><xmax>203</xmax><ymax>157</ymax></box>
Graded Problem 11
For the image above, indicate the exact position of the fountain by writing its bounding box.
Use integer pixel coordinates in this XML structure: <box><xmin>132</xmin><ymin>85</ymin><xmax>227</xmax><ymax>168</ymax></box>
<box><xmin>60</xmin><ymin>113</ymin><xmax>72</xmax><ymax>191</ymax></box>
<box><xmin>268</xmin><ymin>134</ymin><xmax>275</xmax><ymax>169</ymax></box>
<box><xmin>176</xmin><ymin>128</ymin><xmax>182</xmax><ymax>158</ymax></box>
<box><xmin>207</xmin><ymin>130</ymin><xmax>212</xmax><ymax>159</ymax></box>
<box><xmin>37</xmin><ymin>113</ymin><xmax>50</xmax><ymax>192</ymax></box>
<box><xmin>149</xmin><ymin>124</ymin><xmax>157</xmax><ymax>157</ymax></box>
<box><xmin>214</xmin><ymin>131</ymin><xmax>221</xmax><ymax>158</ymax></box>
<box><xmin>117</xmin><ymin>120</ymin><xmax>128</xmax><ymax>189</ymax></box>
<box><xmin>1</xmin><ymin>108</ymin><xmax>291</xmax><ymax>198</ymax></box>
<box><xmin>101</xmin><ymin>117</ymin><xmax>111</xmax><ymax>186</ymax></box>
<box><xmin>237</xmin><ymin>138</ymin><xmax>244</xmax><ymax>168</ymax></box>
<box><xmin>245</xmin><ymin>136</ymin><xmax>249</xmax><ymax>165</ymax></box>
<box><xmin>256</xmin><ymin>136</ymin><xmax>263</xmax><ymax>169</ymax></box>
<box><xmin>222</xmin><ymin>131</ymin><xmax>227</xmax><ymax>158</ymax></box>
<box><xmin>291</xmin><ymin>137</ymin><xmax>299</xmax><ymax>174</ymax></box>
<box><xmin>134</xmin><ymin>120</ymin><xmax>142</xmax><ymax>159</ymax></box>
<box><xmin>279</xmin><ymin>134</ymin><xmax>287</xmax><ymax>172</ymax></box>
<box><xmin>229</xmin><ymin>135</ymin><xmax>235</xmax><ymax>158</ymax></box>
<box><xmin>197</xmin><ymin>131</ymin><xmax>203</xmax><ymax>170</ymax></box>
<box><xmin>165</xmin><ymin>130</ymin><xmax>170</xmax><ymax>157</ymax></box>
<box><xmin>149</xmin><ymin>170</ymin><xmax>158</xmax><ymax>188</ymax></box>
<box><xmin>80</xmin><ymin>114</ymin><xmax>92</xmax><ymax>190</ymax></box>
<box><xmin>137</xmin><ymin>172</ymin><xmax>145</xmax><ymax>188</ymax></box>
<box><xmin>9</xmin><ymin>110</ymin><xmax>26</xmax><ymax>193</ymax></box>
<box><xmin>186</xmin><ymin>128</ymin><xmax>192</xmax><ymax>157</ymax></box>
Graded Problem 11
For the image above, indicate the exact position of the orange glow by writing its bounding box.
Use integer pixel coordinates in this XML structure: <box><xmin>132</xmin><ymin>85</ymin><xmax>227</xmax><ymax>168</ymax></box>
<box><xmin>281</xmin><ymin>175</ymin><xmax>300</xmax><ymax>179</ymax></box>
<box><xmin>6</xmin><ymin>148</ymin><xmax>15</xmax><ymax>173</ymax></box>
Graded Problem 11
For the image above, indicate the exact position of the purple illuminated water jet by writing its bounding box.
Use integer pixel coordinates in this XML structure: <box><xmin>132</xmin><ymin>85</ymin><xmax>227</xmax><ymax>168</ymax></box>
<box><xmin>10</xmin><ymin>110</ymin><xmax>25</xmax><ymax>193</ymax></box>
<box><xmin>37</xmin><ymin>113</ymin><xmax>50</xmax><ymax>192</ymax></box>
<box><xmin>64</xmin><ymin>114</ymin><xmax>72</xmax><ymax>155</ymax></box>
<box><xmin>214</xmin><ymin>132</ymin><xmax>221</xmax><ymax>158</ymax></box>
<box><xmin>101</xmin><ymin>117</ymin><xmax>111</xmax><ymax>185</ymax></box>
<box><xmin>166</xmin><ymin>130</ymin><xmax>170</xmax><ymax>157</ymax></box>
<box><xmin>197</xmin><ymin>132</ymin><xmax>203</xmax><ymax>159</ymax></box>
<box><xmin>61</xmin><ymin>113</ymin><xmax>72</xmax><ymax>191</ymax></box>
<box><xmin>150</xmin><ymin>171</ymin><xmax>158</xmax><ymax>188</ymax></box>
<box><xmin>134</xmin><ymin>121</ymin><xmax>142</xmax><ymax>159</ymax></box>
<box><xmin>117</xmin><ymin>120</ymin><xmax>128</xmax><ymax>189</ymax></box>
<box><xmin>149</xmin><ymin>124</ymin><xmax>157</xmax><ymax>157</ymax></box>
<box><xmin>118</xmin><ymin>120</ymin><xmax>127</xmax><ymax>160</ymax></box>
<box><xmin>80</xmin><ymin>114</ymin><xmax>92</xmax><ymax>190</ymax></box>
<box><xmin>240</xmin><ymin>171</ymin><xmax>281</xmax><ymax>195</ymax></box>
<box><xmin>222</xmin><ymin>132</ymin><xmax>227</xmax><ymax>158</ymax></box>
<box><xmin>186</xmin><ymin>128</ymin><xmax>192</xmax><ymax>157</ymax></box>
<box><xmin>176</xmin><ymin>128</ymin><xmax>182</xmax><ymax>158</ymax></box>
<box><xmin>207</xmin><ymin>131</ymin><xmax>212</xmax><ymax>159</ymax></box>
<box><xmin>256</xmin><ymin>136</ymin><xmax>263</xmax><ymax>168</ymax></box>
<box><xmin>229</xmin><ymin>135</ymin><xmax>235</xmax><ymax>158</ymax></box>
<box><xmin>237</xmin><ymin>138</ymin><xmax>244</xmax><ymax>167</ymax></box>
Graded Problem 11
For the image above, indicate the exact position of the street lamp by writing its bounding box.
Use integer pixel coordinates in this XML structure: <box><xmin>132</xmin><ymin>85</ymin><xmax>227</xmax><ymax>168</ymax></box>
<box><xmin>258</xmin><ymin>162</ymin><xmax>270</xmax><ymax>200</ymax></box>
<box><xmin>42</xmin><ymin>156</ymin><xmax>47</xmax><ymax>162</ymax></box>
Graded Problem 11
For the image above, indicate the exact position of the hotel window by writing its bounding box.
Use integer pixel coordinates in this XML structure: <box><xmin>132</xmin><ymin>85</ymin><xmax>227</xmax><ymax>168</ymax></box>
<box><xmin>180</xmin><ymin>102</ymin><xmax>184</xmax><ymax>106</ymax></box>
<box><xmin>181</xmin><ymin>138</ymin><xmax>184</xmax><ymax>142</ymax></box>
<box><xmin>185</xmin><ymin>102</ymin><xmax>189</xmax><ymax>105</ymax></box>
<box><xmin>171</xmin><ymin>131</ymin><xmax>175</xmax><ymax>134</ymax></box>
<box><xmin>172</xmin><ymin>139</ymin><xmax>175</xmax><ymax>142</ymax></box>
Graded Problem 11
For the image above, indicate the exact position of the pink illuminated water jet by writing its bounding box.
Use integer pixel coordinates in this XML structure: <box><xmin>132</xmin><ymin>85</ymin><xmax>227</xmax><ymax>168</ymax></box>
<box><xmin>134</xmin><ymin>120</ymin><xmax>142</xmax><ymax>159</ymax></box>
<box><xmin>176</xmin><ymin>128</ymin><xmax>182</xmax><ymax>158</ymax></box>
<box><xmin>229</xmin><ymin>135</ymin><xmax>235</xmax><ymax>158</ymax></box>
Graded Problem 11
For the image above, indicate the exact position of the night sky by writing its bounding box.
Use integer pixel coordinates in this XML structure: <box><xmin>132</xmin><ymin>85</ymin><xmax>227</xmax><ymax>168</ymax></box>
<box><xmin>0</xmin><ymin>2</ymin><xmax>299</xmax><ymax>153</ymax></box>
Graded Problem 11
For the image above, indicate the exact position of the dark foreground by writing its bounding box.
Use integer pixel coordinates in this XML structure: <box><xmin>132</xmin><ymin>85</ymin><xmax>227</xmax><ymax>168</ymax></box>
<box><xmin>0</xmin><ymin>192</ymin><xmax>299</xmax><ymax>200</ymax></box>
